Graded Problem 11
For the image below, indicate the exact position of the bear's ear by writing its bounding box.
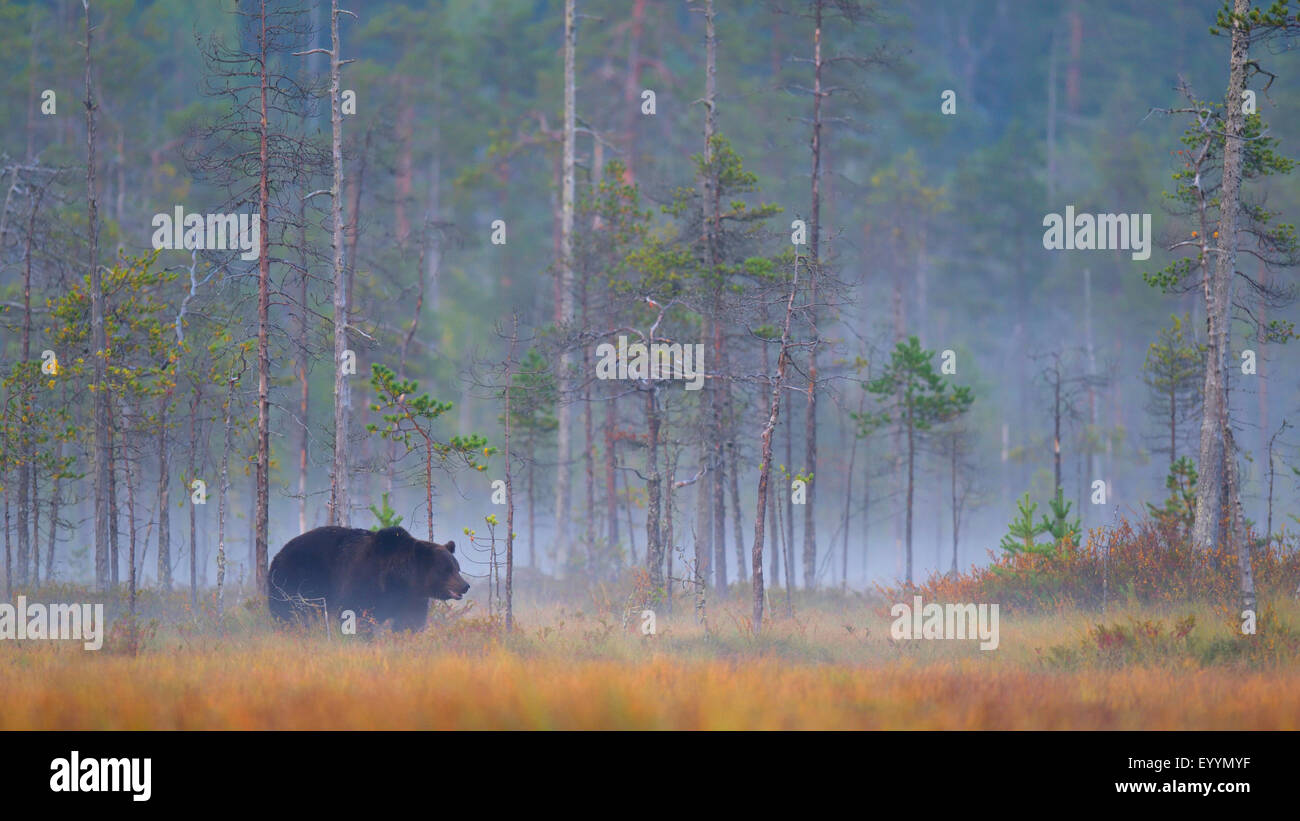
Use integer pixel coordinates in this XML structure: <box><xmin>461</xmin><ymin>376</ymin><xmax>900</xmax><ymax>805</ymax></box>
<box><xmin>443</xmin><ymin>540</ymin><xmax>455</xmax><ymax>554</ymax></box>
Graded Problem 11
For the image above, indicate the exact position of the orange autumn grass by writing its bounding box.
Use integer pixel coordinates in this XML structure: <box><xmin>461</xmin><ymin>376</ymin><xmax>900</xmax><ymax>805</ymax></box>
<box><xmin>4</xmin><ymin>643</ymin><xmax>1300</xmax><ymax>730</ymax></box>
<box><xmin>3</xmin><ymin>597</ymin><xmax>1299</xmax><ymax>730</ymax></box>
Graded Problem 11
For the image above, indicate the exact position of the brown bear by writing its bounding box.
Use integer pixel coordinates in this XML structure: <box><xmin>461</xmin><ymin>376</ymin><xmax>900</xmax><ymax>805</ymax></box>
<box><xmin>268</xmin><ymin>525</ymin><xmax>469</xmax><ymax>632</ymax></box>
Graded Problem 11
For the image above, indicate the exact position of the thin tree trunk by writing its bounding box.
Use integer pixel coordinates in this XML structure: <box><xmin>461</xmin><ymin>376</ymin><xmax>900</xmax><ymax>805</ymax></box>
<box><xmin>528</xmin><ymin>437</ymin><xmax>536</xmax><ymax>567</ymax></box>
<box><xmin>712</xmin><ymin>447</ymin><xmax>726</xmax><ymax>593</ymax></box>
<box><xmin>29</xmin><ymin>464</ymin><xmax>38</xmax><ymax>587</ymax></box>
<box><xmin>504</xmin><ymin>317</ymin><xmax>517</xmax><ymax>630</ymax></box>
<box><xmin>1225</xmin><ymin>428</ymin><xmax>1255</xmax><ymax>614</ymax></box>
<box><xmin>108</xmin><ymin>403</ymin><xmax>119</xmax><ymax>587</ymax></box>
<box><xmin>728</xmin><ymin>438</ymin><xmax>745</xmax><ymax>582</ymax></box>
<box><xmin>604</xmin><ymin>398</ymin><xmax>619</xmax><ymax>548</ymax></box>
<box><xmin>752</xmin><ymin>257</ymin><xmax>800</xmax><ymax>633</ymax></box>
<box><xmin>784</xmin><ymin>407</ymin><xmax>796</xmax><ymax>592</ymax></box>
<box><xmin>553</xmin><ymin>0</ymin><xmax>577</xmax><ymax>569</ymax></box>
<box><xmin>905</xmin><ymin>395</ymin><xmax>915</xmax><ymax>587</ymax></box>
<box><xmin>1192</xmin><ymin>0</ymin><xmax>1249</xmax><ymax>564</ymax></box>
<box><xmin>1053</xmin><ymin>370</ymin><xmax>1062</xmax><ymax>493</ymax></box>
<box><xmin>645</xmin><ymin>386</ymin><xmax>663</xmax><ymax>591</ymax></box>
<box><xmin>620</xmin><ymin>0</ymin><xmax>646</xmax><ymax>184</ymax></box>
<box><xmin>121</xmin><ymin>405</ymin><xmax>139</xmax><ymax>652</ymax></box>
<box><xmin>665</xmin><ymin>449</ymin><xmax>676</xmax><ymax>613</ymax></box>
<box><xmin>327</xmin><ymin>0</ymin><xmax>350</xmax><ymax>530</ymax></box>
<box><xmin>394</xmin><ymin>82</ymin><xmax>413</xmax><ymax>246</ymax></box>
<box><xmin>297</xmin><ymin>199</ymin><xmax>310</xmax><ymax>534</ymax></box>
<box><xmin>842</xmin><ymin>413</ymin><xmax>857</xmax><ymax>591</ymax></box>
<box><xmin>16</xmin><ymin>171</ymin><xmax>44</xmax><ymax>588</ymax></box>
<box><xmin>253</xmin><ymin>0</ymin><xmax>272</xmax><ymax>594</ymax></box>
<box><xmin>45</xmin><ymin>439</ymin><xmax>63</xmax><ymax>583</ymax></box>
<box><xmin>189</xmin><ymin>388</ymin><xmax>200</xmax><ymax>611</ymax></box>
<box><xmin>862</xmin><ymin>438</ymin><xmax>870</xmax><ymax>582</ymax></box>
<box><xmin>582</xmin><ymin>262</ymin><xmax>595</xmax><ymax>562</ymax></box>
<box><xmin>764</xmin><ymin>339</ymin><xmax>781</xmax><ymax>592</ymax></box>
<box><xmin>802</xmin><ymin>0</ymin><xmax>824</xmax><ymax>593</ymax></box>
<box><xmin>157</xmin><ymin>393</ymin><xmax>171</xmax><ymax>588</ymax></box>
<box><xmin>216</xmin><ymin>372</ymin><xmax>236</xmax><ymax>620</ymax></box>
<box><xmin>693</xmin><ymin>455</ymin><xmax>710</xmax><ymax>625</ymax></box>
<box><xmin>1084</xmin><ymin>268</ymin><xmax>1099</xmax><ymax>529</ymax></box>
<box><xmin>701</xmin><ymin>0</ymin><xmax>724</xmax><ymax>598</ymax></box>
<box><xmin>85</xmin><ymin>0</ymin><xmax>111</xmax><ymax>592</ymax></box>
<box><xmin>2</xmin><ymin>484</ymin><xmax>9</xmax><ymax>599</ymax></box>
<box><xmin>951</xmin><ymin>439</ymin><xmax>959</xmax><ymax>574</ymax></box>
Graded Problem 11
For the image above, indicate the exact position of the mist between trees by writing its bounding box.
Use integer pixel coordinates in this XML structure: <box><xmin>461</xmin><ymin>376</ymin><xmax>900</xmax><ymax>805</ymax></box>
<box><xmin>0</xmin><ymin>0</ymin><xmax>1297</xmax><ymax>634</ymax></box>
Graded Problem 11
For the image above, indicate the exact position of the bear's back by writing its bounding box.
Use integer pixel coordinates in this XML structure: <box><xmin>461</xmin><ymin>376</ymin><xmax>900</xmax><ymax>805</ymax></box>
<box><xmin>269</xmin><ymin>526</ymin><xmax>371</xmax><ymax>599</ymax></box>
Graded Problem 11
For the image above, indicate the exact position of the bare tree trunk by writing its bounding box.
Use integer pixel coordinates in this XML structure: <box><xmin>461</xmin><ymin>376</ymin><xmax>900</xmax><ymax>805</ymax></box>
<box><xmin>1084</xmin><ymin>268</ymin><xmax>1098</xmax><ymax>528</ymax></box>
<box><xmin>528</xmin><ymin>435</ymin><xmax>536</xmax><ymax>567</ymax></box>
<box><xmin>1053</xmin><ymin>370</ymin><xmax>1062</xmax><ymax>493</ymax></box>
<box><xmin>604</xmin><ymin>399</ymin><xmax>619</xmax><ymax>549</ymax></box>
<box><xmin>842</xmin><ymin>413</ymin><xmax>858</xmax><ymax>591</ymax></box>
<box><xmin>665</xmin><ymin>449</ymin><xmax>677</xmax><ymax>613</ymax></box>
<box><xmin>728</xmin><ymin>438</ymin><xmax>745</xmax><ymax>582</ymax></box>
<box><xmin>108</xmin><ymin>403</ymin><xmax>120</xmax><ymax>587</ymax></box>
<box><xmin>504</xmin><ymin>317</ymin><xmax>518</xmax><ymax>630</ymax></box>
<box><xmin>764</xmin><ymin>340</ymin><xmax>781</xmax><ymax>592</ymax></box>
<box><xmin>29</xmin><ymin>465</ymin><xmax>39</xmax><ymax>586</ymax></box>
<box><xmin>1225</xmin><ymin>428</ymin><xmax>1255</xmax><ymax>614</ymax></box>
<box><xmin>1191</xmin><ymin>0</ymin><xmax>1249</xmax><ymax>561</ymax></box>
<box><xmin>783</xmin><ymin>407</ymin><xmax>796</xmax><ymax>589</ymax></box>
<box><xmin>581</xmin><ymin>262</ymin><xmax>595</xmax><ymax>563</ymax></box>
<box><xmin>123</xmin><ymin>415</ymin><xmax>139</xmax><ymax>649</ymax></box>
<box><xmin>645</xmin><ymin>386</ymin><xmax>663</xmax><ymax>591</ymax></box>
<box><xmin>326</xmin><ymin>0</ymin><xmax>350</xmax><ymax>529</ymax></box>
<box><xmin>769</xmin><ymin>463</ymin><xmax>781</xmax><ymax>591</ymax></box>
<box><xmin>1257</xmin><ymin>264</ymin><xmax>1269</xmax><ymax>505</ymax></box>
<box><xmin>16</xmin><ymin>170</ymin><xmax>43</xmax><ymax>588</ymax></box>
<box><xmin>45</xmin><ymin>440</ymin><xmax>63</xmax><ymax>583</ymax></box>
<box><xmin>253</xmin><ymin>0</ymin><xmax>272</xmax><ymax>594</ymax></box>
<box><xmin>157</xmin><ymin>393</ymin><xmax>171</xmax><ymax>588</ymax></box>
<box><xmin>951</xmin><ymin>439</ymin><xmax>959</xmax><ymax>574</ymax></box>
<box><xmin>2</xmin><ymin>485</ymin><xmax>9</xmax><ymax>599</ymax></box>
<box><xmin>752</xmin><ymin>258</ymin><xmax>800</xmax><ymax>632</ymax></box>
<box><xmin>712</xmin><ymin>445</ymin><xmax>727</xmax><ymax>593</ymax></box>
<box><xmin>862</xmin><ymin>438</ymin><xmax>871</xmax><ymax>582</ymax></box>
<box><xmin>700</xmin><ymin>0</ymin><xmax>725</xmax><ymax>598</ymax></box>
<box><xmin>297</xmin><ymin>200</ymin><xmax>310</xmax><ymax>535</ymax></box>
<box><xmin>394</xmin><ymin>83</ymin><xmax>413</xmax><ymax>247</ymax></box>
<box><xmin>905</xmin><ymin>396</ymin><xmax>915</xmax><ymax>587</ymax></box>
<box><xmin>25</xmin><ymin>17</ymin><xmax>38</xmax><ymax>161</ymax></box>
<box><xmin>693</xmin><ymin>456</ymin><xmax>710</xmax><ymax>625</ymax></box>
<box><xmin>85</xmin><ymin>0</ymin><xmax>111</xmax><ymax>592</ymax></box>
<box><xmin>216</xmin><ymin>372</ymin><xmax>237</xmax><ymax>619</ymax></box>
<box><xmin>189</xmin><ymin>388</ymin><xmax>200</xmax><ymax>610</ymax></box>
<box><xmin>620</xmin><ymin>0</ymin><xmax>647</xmax><ymax>184</ymax></box>
<box><xmin>553</xmin><ymin>0</ymin><xmax>577</xmax><ymax>570</ymax></box>
<box><xmin>802</xmin><ymin>0</ymin><xmax>825</xmax><ymax>593</ymax></box>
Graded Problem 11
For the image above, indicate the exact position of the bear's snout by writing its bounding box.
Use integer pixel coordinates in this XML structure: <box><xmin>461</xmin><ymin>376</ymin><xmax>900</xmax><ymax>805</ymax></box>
<box><xmin>450</xmin><ymin>574</ymin><xmax>470</xmax><ymax>599</ymax></box>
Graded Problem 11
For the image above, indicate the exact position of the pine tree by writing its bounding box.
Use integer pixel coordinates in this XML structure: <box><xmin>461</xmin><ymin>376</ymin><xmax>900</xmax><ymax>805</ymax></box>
<box><xmin>862</xmin><ymin>336</ymin><xmax>973</xmax><ymax>586</ymax></box>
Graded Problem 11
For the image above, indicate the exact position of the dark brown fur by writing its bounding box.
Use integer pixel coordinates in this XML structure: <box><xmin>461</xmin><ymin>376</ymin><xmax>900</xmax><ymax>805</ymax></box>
<box><xmin>268</xmin><ymin>525</ymin><xmax>468</xmax><ymax>631</ymax></box>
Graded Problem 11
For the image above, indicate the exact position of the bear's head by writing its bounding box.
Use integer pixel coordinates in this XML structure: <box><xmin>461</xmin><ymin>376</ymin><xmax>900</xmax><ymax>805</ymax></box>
<box><xmin>376</xmin><ymin>526</ymin><xmax>470</xmax><ymax>601</ymax></box>
<box><xmin>423</xmin><ymin>538</ymin><xmax>470</xmax><ymax>601</ymax></box>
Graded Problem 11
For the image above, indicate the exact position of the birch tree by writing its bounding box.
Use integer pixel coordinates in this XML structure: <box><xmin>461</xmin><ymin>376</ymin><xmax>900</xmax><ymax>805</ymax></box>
<box><xmin>297</xmin><ymin>0</ymin><xmax>356</xmax><ymax>527</ymax></box>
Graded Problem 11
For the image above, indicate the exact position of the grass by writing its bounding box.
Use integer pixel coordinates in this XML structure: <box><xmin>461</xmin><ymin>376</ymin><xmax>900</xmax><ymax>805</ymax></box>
<box><xmin>2</xmin><ymin>586</ymin><xmax>1298</xmax><ymax>729</ymax></box>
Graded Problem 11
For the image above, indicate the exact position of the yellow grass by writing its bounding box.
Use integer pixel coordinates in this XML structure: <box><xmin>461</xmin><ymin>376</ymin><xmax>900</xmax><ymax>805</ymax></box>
<box><xmin>3</xmin><ymin>596</ymin><xmax>1298</xmax><ymax>729</ymax></box>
